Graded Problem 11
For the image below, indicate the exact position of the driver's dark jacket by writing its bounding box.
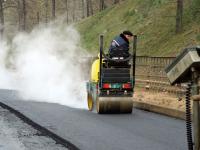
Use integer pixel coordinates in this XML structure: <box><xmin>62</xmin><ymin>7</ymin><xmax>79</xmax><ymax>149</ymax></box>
<box><xmin>109</xmin><ymin>34</ymin><xmax>129</xmax><ymax>56</ymax></box>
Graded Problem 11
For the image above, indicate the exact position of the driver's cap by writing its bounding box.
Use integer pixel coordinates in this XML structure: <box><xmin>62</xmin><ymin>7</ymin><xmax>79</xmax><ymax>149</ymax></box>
<box><xmin>122</xmin><ymin>31</ymin><xmax>133</xmax><ymax>36</ymax></box>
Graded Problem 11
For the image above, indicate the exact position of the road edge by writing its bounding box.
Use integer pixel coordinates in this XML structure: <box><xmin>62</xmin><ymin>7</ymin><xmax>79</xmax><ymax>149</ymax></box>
<box><xmin>133</xmin><ymin>101</ymin><xmax>185</xmax><ymax>120</ymax></box>
<box><xmin>0</xmin><ymin>101</ymin><xmax>80</xmax><ymax>150</ymax></box>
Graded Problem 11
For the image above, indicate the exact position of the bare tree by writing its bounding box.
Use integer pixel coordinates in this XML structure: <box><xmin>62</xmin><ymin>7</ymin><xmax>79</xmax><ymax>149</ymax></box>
<box><xmin>64</xmin><ymin>0</ymin><xmax>69</xmax><ymax>23</ymax></box>
<box><xmin>52</xmin><ymin>0</ymin><xmax>55</xmax><ymax>19</ymax></box>
<box><xmin>17</xmin><ymin>0</ymin><xmax>26</xmax><ymax>31</ymax></box>
<box><xmin>86</xmin><ymin>0</ymin><xmax>93</xmax><ymax>17</ymax></box>
<box><xmin>113</xmin><ymin>0</ymin><xmax>119</xmax><ymax>4</ymax></box>
<box><xmin>17</xmin><ymin>0</ymin><xmax>21</xmax><ymax>30</ymax></box>
<box><xmin>89</xmin><ymin>0</ymin><xmax>93</xmax><ymax>15</ymax></box>
<box><xmin>37</xmin><ymin>12</ymin><xmax>40</xmax><ymax>24</ymax></box>
<box><xmin>99</xmin><ymin>0</ymin><xmax>105</xmax><ymax>11</ymax></box>
<box><xmin>86</xmin><ymin>0</ymin><xmax>89</xmax><ymax>17</ymax></box>
<box><xmin>81</xmin><ymin>0</ymin><xmax>85</xmax><ymax>19</ymax></box>
<box><xmin>22</xmin><ymin>0</ymin><xmax>26</xmax><ymax>30</ymax></box>
<box><xmin>45</xmin><ymin>0</ymin><xmax>48</xmax><ymax>24</ymax></box>
<box><xmin>72</xmin><ymin>0</ymin><xmax>75</xmax><ymax>22</ymax></box>
<box><xmin>190</xmin><ymin>0</ymin><xmax>200</xmax><ymax>19</ymax></box>
<box><xmin>0</xmin><ymin>0</ymin><xmax>4</xmax><ymax>37</ymax></box>
<box><xmin>176</xmin><ymin>0</ymin><xmax>183</xmax><ymax>33</ymax></box>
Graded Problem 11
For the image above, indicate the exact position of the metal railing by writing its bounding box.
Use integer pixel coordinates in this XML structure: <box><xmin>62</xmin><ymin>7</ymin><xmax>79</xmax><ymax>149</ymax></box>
<box><xmin>135</xmin><ymin>56</ymin><xmax>185</xmax><ymax>97</ymax></box>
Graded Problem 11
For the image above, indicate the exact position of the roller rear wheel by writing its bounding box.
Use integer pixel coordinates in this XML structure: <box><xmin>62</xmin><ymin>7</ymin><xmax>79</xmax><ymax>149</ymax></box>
<box><xmin>87</xmin><ymin>93</ymin><xmax>93</xmax><ymax>111</ymax></box>
<box><xmin>96</xmin><ymin>97</ymin><xmax>133</xmax><ymax>114</ymax></box>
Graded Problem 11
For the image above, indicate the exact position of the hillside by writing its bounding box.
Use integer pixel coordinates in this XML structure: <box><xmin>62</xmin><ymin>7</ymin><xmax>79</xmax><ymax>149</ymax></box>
<box><xmin>77</xmin><ymin>0</ymin><xmax>200</xmax><ymax>56</ymax></box>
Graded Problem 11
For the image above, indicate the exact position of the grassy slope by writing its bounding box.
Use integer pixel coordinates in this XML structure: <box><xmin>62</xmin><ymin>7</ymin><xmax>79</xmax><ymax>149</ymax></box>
<box><xmin>77</xmin><ymin>0</ymin><xmax>200</xmax><ymax>56</ymax></box>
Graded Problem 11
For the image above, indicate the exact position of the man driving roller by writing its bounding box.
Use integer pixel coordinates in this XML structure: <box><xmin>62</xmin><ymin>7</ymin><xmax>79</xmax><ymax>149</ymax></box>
<box><xmin>109</xmin><ymin>31</ymin><xmax>133</xmax><ymax>58</ymax></box>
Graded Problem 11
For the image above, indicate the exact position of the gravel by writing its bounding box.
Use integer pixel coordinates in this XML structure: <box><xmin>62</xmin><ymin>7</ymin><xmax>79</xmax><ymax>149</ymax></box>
<box><xmin>0</xmin><ymin>107</ymin><xmax>68</xmax><ymax>150</ymax></box>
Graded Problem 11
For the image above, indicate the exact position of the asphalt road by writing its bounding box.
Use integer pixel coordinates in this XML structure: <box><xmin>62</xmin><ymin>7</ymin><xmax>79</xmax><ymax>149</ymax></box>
<box><xmin>0</xmin><ymin>89</ymin><xmax>187</xmax><ymax>150</ymax></box>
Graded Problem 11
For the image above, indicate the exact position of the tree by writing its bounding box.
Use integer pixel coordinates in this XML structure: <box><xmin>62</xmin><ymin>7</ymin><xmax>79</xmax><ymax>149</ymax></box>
<box><xmin>64</xmin><ymin>0</ymin><xmax>69</xmax><ymax>23</ymax></box>
<box><xmin>89</xmin><ymin>0</ymin><xmax>93</xmax><ymax>15</ymax></box>
<box><xmin>86</xmin><ymin>0</ymin><xmax>89</xmax><ymax>17</ymax></box>
<box><xmin>37</xmin><ymin>12</ymin><xmax>40</xmax><ymax>24</ymax></box>
<box><xmin>81</xmin><ymin>0</ymin><xmax>85</xmax><ymax>19</ymax></box>
<box><xmin>99</xmin><ymin>0</ymin><xmax>105</xmax><ymax>11</ymax></box>
<box><xmin>190</xmin><ymin>0</ymin><xmax>200</xmax><ymax>20</ymax></box>
<box><xmin>52</xmin><ymin>0</ymin><xmax>55</xmax><ymax>19</ymax></box>
<box><xmin>72</xmin><ymin>0</ymin><xmax>75</xmax><ymax>21</ymax></box>
<box><xmin>45</xmin><ymin>0</ymin><xmax>49</xmax><ymax>24</ymax></box>
<box><xmin>86</xmin><ymin>0</ymin><xmax>93</xmax><ymax>17</ymax></box>
<box><xmin>22</xmin><ymin>0</ymin><xmax>26</xmax><ymax>30</ymax></box>
<box><xmin>113</xmin><ymin>0</ymin><xmax>119</xmax><ymax>4</ymax></box>
<box><xmin>176</xmin><ymin>0</ymin><xmax>183</xmax><ymax>33</ymax></box>
<box><xmin>0</xmin><ymin>0</ymin><xmax>4</xmax><ymax>38</ymax></box>
<box><xmin>17</xmin><ymin>0</ymin><xmax>26</xmax><ymax>31</ymax></box>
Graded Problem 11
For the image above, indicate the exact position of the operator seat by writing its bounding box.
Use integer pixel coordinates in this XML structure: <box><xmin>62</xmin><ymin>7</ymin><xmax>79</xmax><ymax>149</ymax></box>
<box><xmin>106</xmin><ymin>47</ymin><xmax>131</xmax><ymax>68</ymax></box>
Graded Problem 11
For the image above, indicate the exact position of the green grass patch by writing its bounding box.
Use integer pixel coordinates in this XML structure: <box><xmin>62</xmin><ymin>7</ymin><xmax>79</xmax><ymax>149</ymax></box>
<box><xmin>77</xmin><ymin>0</ymin><xmax>200</xmax><ymax>56</ymax></box>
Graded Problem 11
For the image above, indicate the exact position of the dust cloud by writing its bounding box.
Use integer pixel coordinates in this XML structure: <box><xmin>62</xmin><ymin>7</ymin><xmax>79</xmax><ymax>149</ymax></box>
<box><xmin>0</xmin><ymin>23</ymin><xmax>89</xmax><ymax>109</ymax></box>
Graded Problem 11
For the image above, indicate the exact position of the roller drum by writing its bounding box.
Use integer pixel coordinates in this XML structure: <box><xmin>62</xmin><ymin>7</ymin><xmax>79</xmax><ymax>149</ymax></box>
<box><xmin>97</xmin><ymin>97</ymin><xmax>133</xmax><ymax>114</ymax></box>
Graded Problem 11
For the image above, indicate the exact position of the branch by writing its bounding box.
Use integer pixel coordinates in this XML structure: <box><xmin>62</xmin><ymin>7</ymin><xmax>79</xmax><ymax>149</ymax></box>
<box><xmin>3</xmin><ymin>5</ymin><xmax>17</xmax><ymax>10</ymax></box>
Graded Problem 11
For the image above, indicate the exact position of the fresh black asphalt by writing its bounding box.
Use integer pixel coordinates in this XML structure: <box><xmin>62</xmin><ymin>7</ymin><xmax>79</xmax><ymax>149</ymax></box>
<box><xmin>0</xmin><ymin>89</ymin><xmax>187</xmax><ymax>150</ymax></box>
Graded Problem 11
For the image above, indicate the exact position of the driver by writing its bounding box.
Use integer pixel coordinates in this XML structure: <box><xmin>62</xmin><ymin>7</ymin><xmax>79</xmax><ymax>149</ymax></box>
<box><xmin>109</xmin><ymin>31</ymin><xmax>133</xmax><ymax>58</ymax></box>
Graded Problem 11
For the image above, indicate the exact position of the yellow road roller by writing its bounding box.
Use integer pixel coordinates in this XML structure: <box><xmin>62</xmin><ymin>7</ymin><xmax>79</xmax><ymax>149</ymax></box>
<box><xmin>87</xmin><ymin>35</ymin><xmax>137</xmax><ymax>114</ymax></box>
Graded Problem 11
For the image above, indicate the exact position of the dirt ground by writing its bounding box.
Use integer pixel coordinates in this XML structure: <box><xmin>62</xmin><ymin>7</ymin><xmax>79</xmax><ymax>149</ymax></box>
<box><xmin>133</xmin><ymin>87</ymin><xmax>186</xmax><ymax>112</ymax></box>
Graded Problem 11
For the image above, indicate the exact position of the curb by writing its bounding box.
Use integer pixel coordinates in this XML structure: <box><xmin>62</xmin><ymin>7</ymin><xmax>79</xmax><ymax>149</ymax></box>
<box><xmin>133</xmin><ymin>101</ymin><xmax>185</xmax><ymax>120</ymax></box>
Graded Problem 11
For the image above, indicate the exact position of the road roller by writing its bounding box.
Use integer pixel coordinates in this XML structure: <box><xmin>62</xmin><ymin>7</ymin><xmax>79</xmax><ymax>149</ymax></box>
<box><xmin>86</xmin><ymin>35</ymin><xmax>137</xmax><ymax>114</ymax></box>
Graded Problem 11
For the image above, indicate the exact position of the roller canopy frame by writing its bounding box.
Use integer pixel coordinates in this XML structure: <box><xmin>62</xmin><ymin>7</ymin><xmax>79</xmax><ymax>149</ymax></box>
<box><xmin>87</xmin><ymin>34</ymin><xmax>137</xmax><ymax>114</ymax></box>
<box><xmin>99</xmin><ymin>34</ymin><xmax>137</xmax><ymax>89</ymax></box>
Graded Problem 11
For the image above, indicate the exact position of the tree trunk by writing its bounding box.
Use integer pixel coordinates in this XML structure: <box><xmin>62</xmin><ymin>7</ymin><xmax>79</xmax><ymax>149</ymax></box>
<box><xmin>0</xmin><ymin>0</ymin><xmax>4</xmax><ymax>38</ymax></box>
<box><xmin>86</xmin><ymin>0</ymin><xmax>90</xmax><ymax>17</ymax></box>
<box><xmin>22</xmin><ymin>0</ymin><xmax>26</xmax><ymax>31</ymax></box>
<box><xmin>81</xmin><ymin>0</ymin><xmax>85</xmax><ymax>19</ymax></box>
<box><xmin>89</xmin><ymin>0</ymin><xmax>93</xmax><ymax>15</ymax></box>
<box><xmin>17</xmin><ymin>0</ymin><xmax>21</xmax><ymax>30</ymax></box>
<box><xmin>52</xmin><ymin>0</ymin><xmax>55</xmax><ymax>20</ymax></box>
<box><xmin>99</xmin><ymin>0</ymin><xmax>105</xmax><ymax>11</ymax></box>
<box><xmin>190</xmin><ymin>0</ymin><xmax>200</xmax><ymax>19</ymax></box>
<box><xmin>17</xmin><ymin>0</ymin><xmax>26</xmax><ymax>31</ymax></box>
<box><xmin>45</xmin><ymin>0</ymin><xmax>48</xmax><ymax>24</ymax></box>
<box><xmin>86</xmin><ymin>0</ymin><xmax>93</xmax><ymax>16</ymax></box>
<box><xmin>176</xmin><ymin>0</ymin><xmax>183</xmax><ymax>33</ymax></box>
<box><xmin>37</xmin><ymin>12</ymin><xmax>40</xmax><ymax>24</ymax></box>
<box><xmin>72</xmin><ymin>0</ymin><xmax>75</xmax><ymax>22</ymax></box>
<box><xmin>113</xmin><ymin>0</ymin><xmax>119</xmax><ymax>4</ymax></box>
<box><xmin>64</xmin><ymin>0</ymin><xmax>69</xmax><ymax>23</ymax></box>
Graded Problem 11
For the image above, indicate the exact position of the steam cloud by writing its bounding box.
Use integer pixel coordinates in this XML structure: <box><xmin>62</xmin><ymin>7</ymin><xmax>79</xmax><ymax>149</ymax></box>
<box><xmin>0</xmin><ymin>23</ymin><xmax>89</xmax><ymax>109</ymax></box>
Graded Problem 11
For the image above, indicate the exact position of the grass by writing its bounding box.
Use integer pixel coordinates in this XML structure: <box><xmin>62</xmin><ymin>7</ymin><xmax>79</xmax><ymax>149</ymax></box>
<box><xmin>76</xmin><ymin>0</ymin><xmax>200</xmax><ymax>56</ymax></box>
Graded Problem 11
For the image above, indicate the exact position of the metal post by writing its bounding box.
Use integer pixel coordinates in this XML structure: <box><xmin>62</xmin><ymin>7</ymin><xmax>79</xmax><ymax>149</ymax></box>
<box><xmin>132</xmin><ymin>35</ymin><xmax>137</xmax><ymax>83</ymax></box>
<box><xmin>99</xmin><ymin>35</ymin><xmax>103</xmax><ymax>89</ymax></box>
<box><xmin>191</xmin><ymin>67</ymin><xmax>200</xmax><ymax>150</ymax></box>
